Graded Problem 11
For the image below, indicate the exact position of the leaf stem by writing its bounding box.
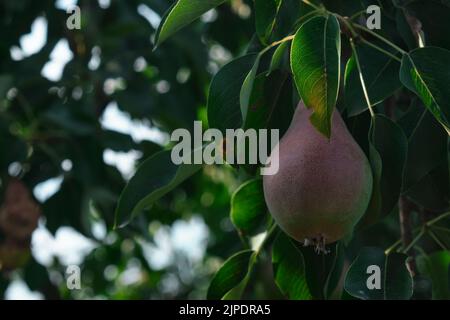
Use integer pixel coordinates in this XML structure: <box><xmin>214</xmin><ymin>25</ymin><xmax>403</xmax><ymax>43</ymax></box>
<box><xmin>293</xmin><ymin>9</ymin><xmax>321</xmax><ymax>30</ymax></box>
<box><xmin>385</xmin><ymin>239</ymin><xmax>402</xmax><ymax>255</ymax></box>
<box><xmin>402</xmin><ymin>229</ymin><xmax>425</xmax><ymax>254</ymax></box>
<box><xmin>430</xmin><ymin>225</ymin><xmax>450</xmax><ymax>233</ymax></box>
<box><xmin>427</xmin><ymin>230</ymin><xmax>448</xmax><ymax>251</ymax></box>
<box><xmin>300</xmin><ymin>0</ymin><xmax>322</xmax><ymax>11</ymax></box>
<box><xmin>352</xmin><ymin>24</ymin><xmax>407</xmax><ymax>55</ymax></box>
<box><xmin>360</xmin><ymin>38</ymin><xmax>402</xmax><ymax>62</ymax></box>
<box><xmin>268</xmin><ymin>35</ymin><xmax>295</xmax><ymax>50</ymax></box>
<box><xmin>350</xmin><ymin>9</ymin><xmax>367</xmax><ymax>21</ymax></box>
<box><xmin>255</xmin><ymin>222</ymin><xmax>279</xmax><ymax>257</ymax></box>
<box><xmin>349</xmin><ymin>38</ymin><xmax>375</xmax><ymax>118</ymax></box>
<box><xmin>426</xmin><ymin>211</ymin><xmax>450</xmax><ymax>227</ymax></box>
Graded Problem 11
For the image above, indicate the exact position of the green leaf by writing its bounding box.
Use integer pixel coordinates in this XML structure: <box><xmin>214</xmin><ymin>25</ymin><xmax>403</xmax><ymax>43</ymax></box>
<box><xmin>272</xmin><ymin>232</ymin><xmax>312</xmax><ymax>300</ymax></box>
<box><xmin>254</xmin><ymin>0</ymin><xmax>282</xmax><ymax>44</ymax></box>
<box><xmin>154</xmin><ymin>0</ymin><xmax>227</xmax><ymax>47</ymax></box>
<box><xmin>207</xmin><ymin>250</ymin><xmax>254</xmax><ymax>300</ymax></box>
<box><xmin>291</xmin><ymin>15</ymin><xmax>341</xmax><ymax>137</ymax></box>
<box><xmin>400</xmin><ymin>47</ymin><xmax>450</xmax><ymax>134</ymax></box>
<box><xmin>208</xmin><ymin>54</ymin><xmax>257</xmax><ymax>133</ymax></box>
<box><xmin>115</xmin><ymin>149</ymin><xmax>202</xmax><ymax>228</ymax></box>
<box><xmin>344</xmin><ymin>247</ymin><xmax>413</xmax><ymax>300</ymax></box>
<box><xmin>417</xmin><ymin>251</ymin><xmax>450</xmax><ymax>299</ymax></box>
<box><xmin>359</xmin><ymin>115</ymin><xmax>408</xmax><ymax>227</ymax></box>
<box><xmin>230</xmin><ymin>179</ymin><xmax>268</xmax><ymax>236</ymax></box>
<box><xmin>344</xmin><ymin>42</ymin><xmax>402</xmax><ymax>116</ymax></box>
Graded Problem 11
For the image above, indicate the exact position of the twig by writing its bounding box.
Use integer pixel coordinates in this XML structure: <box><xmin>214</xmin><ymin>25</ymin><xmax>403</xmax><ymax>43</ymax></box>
<box><xmin>404</xmin><ymin>10</ymin><xmax>425</xmax><ymax>48</ymax></box>
<box><xmin>426</xmin><ymin>211</ymin><xmax>450</xmax><ymax>227</ymax></box>
<box><xmin>349</xmin><ymin>38</ymin><xmax>375</xmax><ymax>118</ymax></box>
<box><xmin>399</xmin><ymin>196</ymin><xmax>416</xmax><ymax>276</ymax></box>
<box><xmin>353</xmin><ymin>24</ymin><xmax>407</xmax><ymax>55</ymax></box>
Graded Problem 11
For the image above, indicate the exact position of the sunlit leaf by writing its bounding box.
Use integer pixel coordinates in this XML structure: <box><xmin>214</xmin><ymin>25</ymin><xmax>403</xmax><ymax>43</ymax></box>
<box><xmin>154</xmin><ymin>0</ymin><xmax>227</xmax><ymax>47</ymax></box>
<box><xmin>207</xmin><ymin>250</ymin><xmax>254</xmax><ymax>300</ymax></box>
<box><xmin>291</xmin><ymin>15</ymin><xmax>341</xmax><ymax>137</ymax></box>
<box><xmin>400</xmin><ymin>47</ymin><xmax>450</xmax><ymax>134</ymax></box>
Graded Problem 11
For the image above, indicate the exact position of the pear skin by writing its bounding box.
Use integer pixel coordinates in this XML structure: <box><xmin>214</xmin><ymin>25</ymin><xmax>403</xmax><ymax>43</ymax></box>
<box><xmin>263</xmin><ymin>102</ymin><xmax>373</xmax><ymax>248</ymax></box>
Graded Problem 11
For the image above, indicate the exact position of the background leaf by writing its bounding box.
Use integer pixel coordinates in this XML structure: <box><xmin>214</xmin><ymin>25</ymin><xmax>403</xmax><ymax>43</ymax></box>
<box><xmin>115</xmin><ymin>150</ymin><xmax>202</xmax><ymax>227</ymax></box>
<box><xmin>208</xmin><ymin>54</ymin><xmax>257</xmax><ymax>133</ymax></box>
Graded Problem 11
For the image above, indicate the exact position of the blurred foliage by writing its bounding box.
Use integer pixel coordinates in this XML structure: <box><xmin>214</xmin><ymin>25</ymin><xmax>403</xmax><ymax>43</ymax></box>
<box><xmin>0</xmin><ymin>0</ymin><xmax>449</xmax><ymax>300</ymax></box>
<box><xmin>0</xmin><ymin>0</ymin><xmax>255</xmax><ymax>299</ymax></box>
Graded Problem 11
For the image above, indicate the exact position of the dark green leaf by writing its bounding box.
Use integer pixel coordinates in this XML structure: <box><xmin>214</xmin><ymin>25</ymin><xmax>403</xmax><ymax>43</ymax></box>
<box><xmin>254</xmin><ymin>0</ymin><xmax>282</xmax><ymax>44</ymax></box>
<box><xmin>297</xmin><ymin>241</ymin><xmax>343</xmax><ymax>299</ymax></box>
<box><xmin>402</xmin><ymin>109</ymin><xmax>448</xmax><ymax>192</ymax></box>
<box><xmin>324</xmin><ymin>242</ymin><xmax>346</xmax><ymax>299</ymax></box>
<box><xmin>244</xmin><ymin>71</ymin><xmax>292</xmax><ymax>132</ymax></box>
<box><xmin>344</xmin><ymin>247</ymin><xmax>413</xmax><ymax>300</ymax></box>
<box><xmin>115</xmin><ymin>149</ymin><xmax>202</xmax><ymax>227</ymax></box>
<box><xmin>360</xmin><ymin>115</ymin><xmax>408</xmax><ymax>227</ymax></box>
<box><xmin>405</xmin><ymin>161</ymin><xmax>450</xmax><ymax>211</ymax></box>
<box><xmin>208</xmin><ymin>54</ymin><xmax>257</xmax><ymax>133</ymax></box>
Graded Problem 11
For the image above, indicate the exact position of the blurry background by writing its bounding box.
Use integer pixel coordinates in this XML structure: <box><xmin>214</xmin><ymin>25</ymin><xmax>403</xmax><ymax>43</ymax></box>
<box><xmin>0</xmin><ymin>0</ymin><xmax>256</xmax><ymax>299</ymax></box>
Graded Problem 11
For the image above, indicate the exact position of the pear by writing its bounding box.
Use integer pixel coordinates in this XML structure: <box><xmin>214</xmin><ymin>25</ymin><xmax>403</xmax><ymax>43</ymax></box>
<box><xmin>263</xmin><ymin>102</ymin><xmax>373</xmax><ymax>249</ymax></box>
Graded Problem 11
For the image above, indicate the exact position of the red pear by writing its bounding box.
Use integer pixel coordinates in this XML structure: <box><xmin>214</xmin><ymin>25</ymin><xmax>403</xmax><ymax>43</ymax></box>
<box><xmin>263</xmin><ymin>102</ymin><xmax>373</xmax><ymax>249</ymax></box>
